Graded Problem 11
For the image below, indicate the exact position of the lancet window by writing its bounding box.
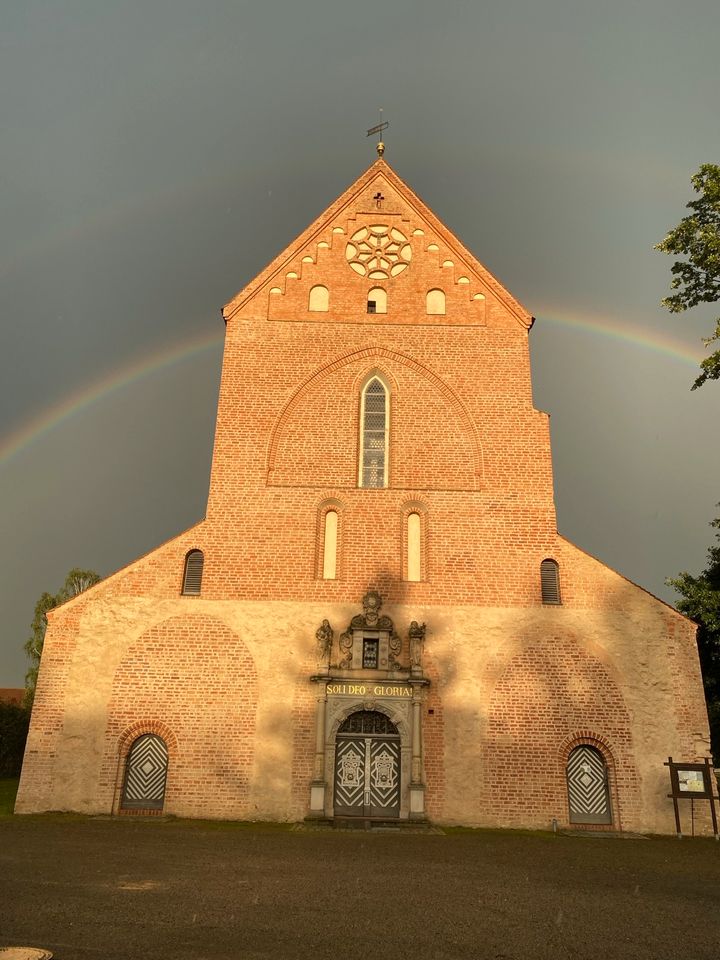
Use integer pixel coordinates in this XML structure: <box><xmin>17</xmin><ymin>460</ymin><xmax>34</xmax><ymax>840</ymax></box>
<box><xmin>359</xmin><ymin>376</ymin><xmax>389</xmax><ymax>488</ymax></box>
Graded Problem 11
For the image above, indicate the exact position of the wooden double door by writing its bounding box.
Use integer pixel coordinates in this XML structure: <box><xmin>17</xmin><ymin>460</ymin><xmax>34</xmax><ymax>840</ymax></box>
<box><xmin>334</xmin><ymin>711</ymin><xmax>401</xmax><ymax>819</ymax></box>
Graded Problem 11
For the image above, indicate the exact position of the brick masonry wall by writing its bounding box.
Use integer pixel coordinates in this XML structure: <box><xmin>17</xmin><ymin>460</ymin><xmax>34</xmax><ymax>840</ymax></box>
<box><xmin>16</xmin><ymin>159</ymin><xmax>711</xmax><ymax>832</ymax></box>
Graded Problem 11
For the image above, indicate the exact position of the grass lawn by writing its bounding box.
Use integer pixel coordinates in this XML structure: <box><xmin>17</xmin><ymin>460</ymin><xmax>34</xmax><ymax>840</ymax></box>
<box><xmin>0</xmin><ymin>777</ymin><xmax>19</xmax><ymax>816</ymax></box>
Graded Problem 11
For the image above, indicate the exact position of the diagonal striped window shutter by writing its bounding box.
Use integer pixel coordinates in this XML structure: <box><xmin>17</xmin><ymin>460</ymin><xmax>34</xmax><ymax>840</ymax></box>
<box><xmin>567</xmin><ymin>745</ymin><xmax>612</xmax><ymax>824</ymax></box>
<box><xmin>121</xmin><ymin>734</ymin><xmax>169</xmax><ymax>810</ymax></box>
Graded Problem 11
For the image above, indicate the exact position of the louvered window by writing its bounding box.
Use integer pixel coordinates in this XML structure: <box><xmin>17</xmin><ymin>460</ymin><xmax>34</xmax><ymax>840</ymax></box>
<box><xmin>359</xmin><ymin>377</ymin><xmax>389</xmax><ymax>488</ymax></box>
<box><xmin>541</xmin><ymin>558</ymin><xmax>561</xmax><ymax>604</ymax></box>
<box><xmin>182</xmin><ymin>550</ymin><xmax>204</xmax><ymax>595</ymax></box>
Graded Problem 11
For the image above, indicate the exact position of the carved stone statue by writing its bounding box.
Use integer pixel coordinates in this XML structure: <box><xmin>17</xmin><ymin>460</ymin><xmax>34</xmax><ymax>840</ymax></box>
<box><xmin>362</xmin><ymin>590</ymin><xmax>382</xmax><ymax>626</ymax></box>
<box><xmin>339</xmin><ymin>629</ymin><xmax>353</xmax><ymax>668</ymax></box>
<box><xmin>350</xmin><ymin>590</ymin><xmax>393</xmax><ymax>632</ymax></box>
<box><xmin>388</xmin><ymin>629</ymin><xmax>402</xmax><ymax>671</ymax></box>
<box><xmin>409</xmin><ymin>621</ymin><xmax>426</xmax><ymax>670</ymax></box>
<box><xmin>315</xmin><ymin>619</ymin><xmax>333</xmax><ymax>666</ymax></box>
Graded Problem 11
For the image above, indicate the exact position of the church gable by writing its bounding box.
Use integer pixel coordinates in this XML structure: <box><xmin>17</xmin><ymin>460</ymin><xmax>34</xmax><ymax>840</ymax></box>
<box><xmin>223</xmin><ymin>160</ymin><xmax>532</xmax><ymax>330</ymax></box>
<box><xmin>17</xmin><ymin>149</ymin><xmax>711</xmax><ymax>839</ymax></box>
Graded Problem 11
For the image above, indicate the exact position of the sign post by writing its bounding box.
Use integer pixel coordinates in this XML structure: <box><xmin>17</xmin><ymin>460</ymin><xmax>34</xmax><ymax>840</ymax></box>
<box><xmin>665</xmin><ymin>756</ymin><xmax>719</xmax><ymax>839</ymax></box>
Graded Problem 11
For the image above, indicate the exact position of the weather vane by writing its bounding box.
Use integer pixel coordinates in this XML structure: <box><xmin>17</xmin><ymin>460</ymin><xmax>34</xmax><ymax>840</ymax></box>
<box><xmin>367</xmin><ymin>108</ymin><xmax>389</xmax><ymax>157</ymax></box>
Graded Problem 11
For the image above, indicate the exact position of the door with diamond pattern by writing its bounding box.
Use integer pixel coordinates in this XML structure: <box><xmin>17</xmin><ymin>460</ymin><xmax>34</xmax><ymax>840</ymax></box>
<box><xmin>567</xmin><ymin>745</ymin><xmax>612</xmax><ymax>824</ymax></box>
<box><xmin>121</xmin><ymin>734</ymin><xmax>169</xmax><ymax>811</ymax></box>
<box><xmin>334</xmin><ymin>711</ymin><xmax>400</xmax><ymax>818</ymax></box>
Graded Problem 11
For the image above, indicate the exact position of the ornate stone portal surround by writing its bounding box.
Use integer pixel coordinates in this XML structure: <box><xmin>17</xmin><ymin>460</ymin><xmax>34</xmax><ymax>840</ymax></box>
<box><xmin>309</xmin><ymin>592</ymin><xmax>428</xmax><ymax>820</ymax></box>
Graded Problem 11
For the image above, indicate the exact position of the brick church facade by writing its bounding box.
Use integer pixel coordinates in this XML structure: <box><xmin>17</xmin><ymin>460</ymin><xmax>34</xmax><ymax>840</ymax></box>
<box><xmin>17</xmin><ymin>153</ymin><xmax>711</xmax><ymax>832</ymax></box>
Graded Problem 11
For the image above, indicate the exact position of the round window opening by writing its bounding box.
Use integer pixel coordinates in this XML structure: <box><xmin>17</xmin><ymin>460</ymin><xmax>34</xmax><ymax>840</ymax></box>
<box><xmin>345</xmin><ymin>225</ymin><xmax>412</xmax><ymax>280</ymax></box>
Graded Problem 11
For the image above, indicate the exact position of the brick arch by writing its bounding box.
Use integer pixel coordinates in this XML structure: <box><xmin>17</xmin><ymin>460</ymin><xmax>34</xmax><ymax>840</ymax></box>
<box><xmin>117</xmin><ymin>719</ymin><xmax>178</xmax><ymax>759</ymax></box>
<box><xmin>351</xmin><ymin>365</ymin><xmax>400</xmax><ymax>396</ymax></box>
<box><xmin>559</xmin><ymin>730</ymin><xmax>617</xmax><ymax>766</ymax></box>
<box><xmin>329</xmin><ymin>700</ymin><xmax>410</xmax><ymax>742</ymax></box>
<box><xmin>266</xmin><ymin>346</ymin><xmax>484</xmax><ymax>486</ymax></box>
<box><xmin>560</xmin><ymin>731</ymin><xmax>622</xmax><ymax>831</ymax></box>
<box><xmin>483</xmin><ymin>637</ymin><xmax>639</xmax><ymax>829</ymax></box>
<box><xmin>103</xmin><ymin>615</ymin><xmax>258</xmax><ymax>819</ymax></box>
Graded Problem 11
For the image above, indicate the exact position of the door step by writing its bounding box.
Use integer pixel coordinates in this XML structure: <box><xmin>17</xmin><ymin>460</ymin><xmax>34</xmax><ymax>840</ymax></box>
<box><xmin>333</xmin><ymin>816</ymin><xmax>433</xmax><ymax>832</ymax></box>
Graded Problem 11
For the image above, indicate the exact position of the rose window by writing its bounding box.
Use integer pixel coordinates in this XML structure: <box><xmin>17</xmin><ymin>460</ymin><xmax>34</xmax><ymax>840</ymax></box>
<box><xmin>345</xmin><ymin>225</ymin><xmax>412</xmax><ymax>280</ymax></box>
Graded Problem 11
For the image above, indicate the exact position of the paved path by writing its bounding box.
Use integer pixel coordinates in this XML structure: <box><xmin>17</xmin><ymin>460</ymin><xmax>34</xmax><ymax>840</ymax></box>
<box><xmin>1</xmin><ymin>817</ymin><xmax>719</xmax><ymax>959</ymax></box>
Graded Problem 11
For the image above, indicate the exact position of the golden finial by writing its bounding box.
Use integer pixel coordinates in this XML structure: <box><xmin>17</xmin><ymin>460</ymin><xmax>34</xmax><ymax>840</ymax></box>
<box><xmin>367</xmin><ymin>109</ymin><xmax>389</xmax><ymax>157</ymax></box>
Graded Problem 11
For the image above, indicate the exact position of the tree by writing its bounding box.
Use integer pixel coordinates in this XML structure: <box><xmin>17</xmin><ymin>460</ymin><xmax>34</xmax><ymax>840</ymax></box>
<box><xmin>0</xmin><ymin>702</ymin><xmax>30</xmax><ymax>777</ymax></box>
<box><xmin>656</xmin><ymin>163</ymin><xmax>720</xmax><ymax>388</ymax></box>
<box><xmin>24</xmin><ymin>568</ymin><xmax>101</xmax><ymax>709</ymax></box>
<box><xmin>667</xmin><ymin>513</ymin><xmax>720</xmax><ymax>762</ymax></box>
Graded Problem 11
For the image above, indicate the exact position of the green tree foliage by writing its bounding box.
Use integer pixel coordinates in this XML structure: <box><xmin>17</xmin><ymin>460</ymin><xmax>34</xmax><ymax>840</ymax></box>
<box><xmin>656</xmin><ymin>163</ymin><xmax>720</xmax><ymax>389</ymax></box>
<box><xmin>24</xmin><ymin>568</ymin><xmax>101</xmax><ymax>709</ymax></box>
<box><xmin>667</xmin><ymin>514</ymin><xmax>720</xmax><ymax>762</ymax></box>
<box><xmin>0</xmin><ymin>701</ymin><xmax>30</xmax><ymax>777</ymax></box>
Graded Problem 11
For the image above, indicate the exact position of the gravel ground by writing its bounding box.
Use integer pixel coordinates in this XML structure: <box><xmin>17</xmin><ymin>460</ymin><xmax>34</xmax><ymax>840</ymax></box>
<box><xmin>1</xmin><ymin>816</ymin><xmax>719</xmax><ymax>960</ymax></box>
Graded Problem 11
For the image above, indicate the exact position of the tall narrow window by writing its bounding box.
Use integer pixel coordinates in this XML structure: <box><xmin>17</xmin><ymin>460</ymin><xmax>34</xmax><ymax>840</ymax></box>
<box><xmin>182</xmin><ymin>550</ymin><xmax>204</xmax><ymax>595</ymax></box>
<box><xmin>323</xmin><ymin>510</ymin><xmax>338</xmax><ymax>579</ymax></box>
<box><xmin>540</xmin><ymin>559</ymin><xmax>561</xmax><ymax>604</ymax></box>
<box><xmin>407</xmin><ymin>512</ymin><xmax>421</xmax><ymax>582</ymax></box>
<box><xmin>359</xmin><ymin>377</ymin><xmax>389</xmax><ymax>488</ymax></box>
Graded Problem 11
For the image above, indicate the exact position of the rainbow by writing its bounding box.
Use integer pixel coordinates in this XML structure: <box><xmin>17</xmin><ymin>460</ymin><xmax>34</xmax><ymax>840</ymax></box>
<box><xmin>534</xmin><ymin>307</ymin><xmax>706</xmax><ymax>367</ymax></box>
<box><xmin>0</xmin><ymin>308</ymin><xmax>707</xmax><ymax>470</ymax></box>
<box><xmin>0</xmin><ymin>328</ymin><xmax>223</xmax><ymax>468</ymax></box>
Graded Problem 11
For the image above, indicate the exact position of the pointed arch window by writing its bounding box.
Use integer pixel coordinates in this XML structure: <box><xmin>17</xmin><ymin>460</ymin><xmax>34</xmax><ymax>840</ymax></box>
<box><xmin>359</xmin><ymin>377</ymin><xmax>389</xmax><ymax>488</ymax></box>
<box><xmin>182</xmin><ymin>550</ymin><xmax>204</xmax><ymax>596</ymax></box>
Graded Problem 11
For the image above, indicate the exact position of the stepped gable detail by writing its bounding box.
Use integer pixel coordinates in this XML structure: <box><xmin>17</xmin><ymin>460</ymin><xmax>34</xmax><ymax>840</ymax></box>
<box><xmin>223</xmin><ymin>159</ymin><xmax>533</xmax><ymax>329</ymax></box>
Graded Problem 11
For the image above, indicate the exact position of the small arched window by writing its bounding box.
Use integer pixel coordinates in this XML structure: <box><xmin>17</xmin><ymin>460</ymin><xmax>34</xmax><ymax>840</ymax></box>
<box><xmin>540</xmin><ymin>558</ymin><xmax>561</xmax><ymax>604</ymax></box>
<box><xmin>407</xmin><ymin>512</ymin><xmax>421</xmax><ymax>582</ymax></box>
<box><xmin>308</xmin><ymin>285</ymin><xmax>329</xmax><ymax>312</ymax></box>
<box><xmin>426</xmin><ymin>289</ymin><xmax>446</xmax><ymax>315</ymax></box>
<box><xmin>567</xmin><ymin>745</ymin><xmax>612</xmax><ymax>824</ymax></box>
<box><xmin>121</xmin><ymin>734</ymin><xmax>169</xmax><ymax>811</ymax></box>
<box><xmin>367</xmin><ymin>287</ymin><xmax>387</xmax><ymax>314</ymax></box>
<box><xmin>359</xmin><ymin>377</ymin><xmax>389</xmax><ymax>488</ymax></box>
<box><xmin>322</xmin><ymin>510</ymin><xmax>338</xmax><ymax>580</ymax></box>
<box><xmin>182</xmin><ymin>550</ymin><xmax>204</xmax><ymax>596</ymax></box>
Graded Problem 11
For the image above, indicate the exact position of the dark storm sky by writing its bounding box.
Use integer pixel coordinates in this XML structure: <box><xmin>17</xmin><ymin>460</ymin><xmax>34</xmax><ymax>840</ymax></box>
<box><xmin>2</xmin><ymin>0</ymin><xmax>719</xmax><ymax>685</ymax></box>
